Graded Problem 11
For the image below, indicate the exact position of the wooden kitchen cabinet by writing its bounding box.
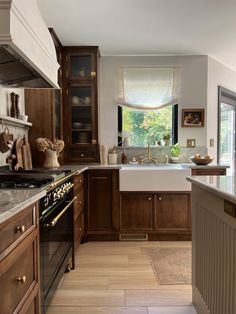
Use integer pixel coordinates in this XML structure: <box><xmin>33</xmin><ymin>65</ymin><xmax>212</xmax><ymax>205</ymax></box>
<box><xmin>73</xmin><ymin>173</ymin><xmax>84</xmax><ymax>252</ymax></box>
<box><xmin>62</xmin><ymin>46</ymin><xmax>100</xmax><ymax>163</ymax></box>
<box><xmin>153</xmin><ymin>193</ymin><xmax>191</xmax><ymax>240</ymax></box>
<box><xmin>25</xmin><ymin>29</ymin><xmax>63</xmax><ymax>168</ymax></box>
<box><xmin>85</xmin><ymin>169</ymin><xmax>120</xmax><ymax>240</ymax></box>
<box><xmin>191</xmin><ymin>168</ymin><xmax>226</xmax><ymax>176</ymax></box>
<box><xmin>119</xmin><ymin>192</ymin><xmax>191</xmax><ymax>241</ymax></box>
<box><xmin>120</xmin><ymin>193</ymin><xmax>154</xmax><ymax>231</ymax></box>
<box><xmin>0</xmin><ymin>202</ymin><xmax>40</xmax><ymax>314</ymax></box>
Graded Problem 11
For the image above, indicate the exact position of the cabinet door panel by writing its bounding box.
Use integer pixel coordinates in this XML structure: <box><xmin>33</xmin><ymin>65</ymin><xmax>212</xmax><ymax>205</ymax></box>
<box><xmin>88</xmin><ymin>171</ymin><xmax>113</xmax><ymax>231</ymax></box>
<box><xmin>0</xmin><ymin>236</ymin><xmax>38</xmax><ymax>314</ymax></box>
<box><xmin>67</xmin><ymin>53</ymin><xmax>95</xmax><ymax>80</ymax></box>
<box><xmin>120</xmin><ymin>193</ymin><xmax>153</xmax><ymax>231</ymax></box>
<box><xmin>155</xmin><ymin>193</ymin><xmax>190</xmax><ymax>231</ymax></box>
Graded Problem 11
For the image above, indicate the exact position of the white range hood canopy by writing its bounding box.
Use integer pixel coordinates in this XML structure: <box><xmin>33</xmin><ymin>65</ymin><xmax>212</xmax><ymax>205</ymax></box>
<box><xmin>0</xmin><ymin>0</ymin><xmax>59</xmax><ymax>88</ymax></box>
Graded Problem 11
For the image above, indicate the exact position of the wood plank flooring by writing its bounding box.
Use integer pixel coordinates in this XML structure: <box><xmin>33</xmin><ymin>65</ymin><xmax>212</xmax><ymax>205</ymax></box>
<box><xmin>48</xmin><ymin>241</ymin><xmax>196</xmax><ymax>314</ymax></box>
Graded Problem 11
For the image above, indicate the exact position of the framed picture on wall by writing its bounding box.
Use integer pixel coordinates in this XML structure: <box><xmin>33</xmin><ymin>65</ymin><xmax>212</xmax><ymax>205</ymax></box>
<box><xmin>182</xmin><ymin>109</ymin><xmax>205</xmax><ymax>127</ymax></box>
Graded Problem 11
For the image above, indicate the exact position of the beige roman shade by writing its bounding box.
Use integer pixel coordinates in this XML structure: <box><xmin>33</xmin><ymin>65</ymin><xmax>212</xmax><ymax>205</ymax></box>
<box><xmin>117</xmin><ymin>67</ymin><xmax>180</xmax><ymax>110</ymax></box>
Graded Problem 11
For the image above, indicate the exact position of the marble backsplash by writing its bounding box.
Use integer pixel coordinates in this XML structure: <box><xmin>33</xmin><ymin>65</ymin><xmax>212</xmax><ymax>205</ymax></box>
<box><xmin>112</xmin><ymin>146</ymin><xmax>208</xmax><ymax>164</ymax></box>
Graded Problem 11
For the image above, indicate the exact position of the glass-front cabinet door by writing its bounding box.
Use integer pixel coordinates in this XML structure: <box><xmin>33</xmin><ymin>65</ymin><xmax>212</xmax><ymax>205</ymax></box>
<box><xmin>67</xmin><ymin>53</ymin><xmax>96</xmax><ymax>80</ymax></box>
<box><xmin>68</xmin><ymin>84</ymin><xmax>95</xmax><ymax>145</ymax></box>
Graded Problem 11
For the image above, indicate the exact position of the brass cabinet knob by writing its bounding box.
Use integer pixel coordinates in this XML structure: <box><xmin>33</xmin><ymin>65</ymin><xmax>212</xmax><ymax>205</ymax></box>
<box><xmin>16</xmin><ymin>225</ymin><xmax>26</xmax><ymax>233</ymax></box>
<box><xmin>79</xmin><ymin>200</ymin><xmax>82</xmax><ymax>204</ymax></box>
<box><xmin>79</xmin><ymin>179</ymin><xmax>82</xmax><ymax>183</ymax></box>
<box><xmin>147</xmin><ymin>197</ymin><xmax>152</xmax><ymax>201</ymax></box>
<box><xmin>17</xmin><ymin>275</ymin><xmax>26</xmax><ymax>284</ymax></box>
<box><xmin>158</xmin><ymin>197</ymin><xmax>162</xmax><ymax>201</ymax></box>
<box><xmin>91</xmin><ymin>71</ymin><xmax>96</xmax><ymax>78</ymax></box>
<box><xmin>79</xmin><ymin>227</ymin><xmax>82</xmax><ymax>232</ymax></box>
<box><xmin>80</xmin><ymin>154</ymin><xmax>84</xmax><ymax>157</ymax></box>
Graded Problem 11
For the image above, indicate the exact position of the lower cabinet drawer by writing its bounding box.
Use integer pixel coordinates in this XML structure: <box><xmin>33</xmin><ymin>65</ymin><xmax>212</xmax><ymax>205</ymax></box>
<box><xmin>0</xmin><ymin>235</ymin><xmax>38</xmax><ymax>314</ymax></box>
<box><xmin>0</xmin><ymin>203</ymin><xmax>36</xmax><ymax>260</ymax></box>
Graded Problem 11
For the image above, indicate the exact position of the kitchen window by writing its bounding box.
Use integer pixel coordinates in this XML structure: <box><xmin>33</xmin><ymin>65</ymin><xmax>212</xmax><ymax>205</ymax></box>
<box><xmin>118</xmin><ymin>105</ymin><xmax>178</xmax><ymax>146</ymax></box>
<box><xmin>116</xmin><ymin>67</ymin><xmax>180</xmax><ymax>146</ymax></box>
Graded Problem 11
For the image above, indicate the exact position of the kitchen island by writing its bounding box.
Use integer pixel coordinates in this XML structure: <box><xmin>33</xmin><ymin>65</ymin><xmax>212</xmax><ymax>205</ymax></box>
<box><xmin>187</xmin><ymin>175</ymin><xmax>236</xmax><ymax>314</ymax></box>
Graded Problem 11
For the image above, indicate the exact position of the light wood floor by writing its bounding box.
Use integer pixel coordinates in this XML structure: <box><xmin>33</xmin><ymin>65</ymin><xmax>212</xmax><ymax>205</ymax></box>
<box><xmin>48</xmin><ymin>241</ymin><xmax>196</xmax><ymax>314</ymax></box>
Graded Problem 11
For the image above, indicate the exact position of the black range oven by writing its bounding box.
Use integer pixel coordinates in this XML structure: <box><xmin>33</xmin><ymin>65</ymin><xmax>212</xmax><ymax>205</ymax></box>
<box><xmin>39</xmin><ymin>175</ymin><xmax>76</xmax><ymax>313</ymax></box>
<box><xmin>0</xmin><ymin>169</ymin><xmax>76</xmax><ymax>313</ymax></box>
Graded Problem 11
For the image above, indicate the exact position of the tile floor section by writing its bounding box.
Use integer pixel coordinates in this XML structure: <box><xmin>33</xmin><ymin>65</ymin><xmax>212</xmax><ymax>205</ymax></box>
<box><xmin>48</xmin><ymin>241</ymin><xmax>197</xmax><ymax>314</ymax></box>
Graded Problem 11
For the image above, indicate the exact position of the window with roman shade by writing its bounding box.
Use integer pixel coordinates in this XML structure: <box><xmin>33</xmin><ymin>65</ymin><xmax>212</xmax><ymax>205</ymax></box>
<box><xmin>117</xmin><ymin>67</ymin><xmax>180</xmax><ymax>110</ymax></box>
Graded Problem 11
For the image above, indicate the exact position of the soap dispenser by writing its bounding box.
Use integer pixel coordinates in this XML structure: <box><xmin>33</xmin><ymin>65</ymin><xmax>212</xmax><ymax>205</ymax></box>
<box><xmin>121</xmin><ymin>148</ymin><xmax>127</xmax><ymax>164</ymax></box>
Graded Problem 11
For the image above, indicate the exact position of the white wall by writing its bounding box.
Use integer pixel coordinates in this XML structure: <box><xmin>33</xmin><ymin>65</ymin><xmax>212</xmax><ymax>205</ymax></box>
<box><xmin>0</xmin><ymin>88</ymin><xmax>25</xmax><ymax>115</ymax></box>
<box><xmin>0</xmin><ymin>87</ymin><xmax>27</xmax><ymax>166</ymax></box>
<box><xmin>99</xmin><ymin>55</ymin><xmax>208</xmax><ymax>148</ymax></box>
<box><xmin>207</xmin><ymin>57</ymin><xmax>236</xmax><ymax>159</ymax></box>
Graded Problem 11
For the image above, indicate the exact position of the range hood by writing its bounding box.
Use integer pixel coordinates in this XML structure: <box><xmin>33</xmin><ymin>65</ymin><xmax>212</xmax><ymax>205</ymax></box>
<box><xmin>0</xmin><ymin>0</ymin><xmax>59</xmax><ymax>88</ymax></box>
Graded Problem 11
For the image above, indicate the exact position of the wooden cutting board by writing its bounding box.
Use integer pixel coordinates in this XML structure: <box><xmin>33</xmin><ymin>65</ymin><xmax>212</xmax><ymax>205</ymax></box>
<box><xmin>14</xmin><ymin>137</ymin><xmax>24</xmax><ymax>170</ymax></box>
<box><xmin>22</xmin><ymin>137</ymin><xmax>32</xmax><ymax>170</ymax></box>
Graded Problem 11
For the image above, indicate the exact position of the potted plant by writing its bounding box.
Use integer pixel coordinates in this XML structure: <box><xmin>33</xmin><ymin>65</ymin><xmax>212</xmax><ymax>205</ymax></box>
<box><xmin>163</xmin><ymin>133</ymin><xmax>171</xmax><ymax>146</ymax></box>
<box><xmin>170</xmin><ymin>143</ymin><xmax>181</xmax><ymax>163</ymax></box>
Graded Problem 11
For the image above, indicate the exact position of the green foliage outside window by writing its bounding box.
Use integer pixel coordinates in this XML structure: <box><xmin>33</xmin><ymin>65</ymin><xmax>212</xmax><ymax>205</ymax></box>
<box><xmin>122</xmin><ymin>106</ymin><xmax>173</xmax><ymax>146</ymax></box>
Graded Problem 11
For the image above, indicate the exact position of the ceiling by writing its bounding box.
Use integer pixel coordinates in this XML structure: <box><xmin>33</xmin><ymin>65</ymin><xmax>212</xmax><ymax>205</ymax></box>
<box><xmin>38</xmin><ymin>0</ymin><xmax>236</xmax><ymax>71</ymax></box>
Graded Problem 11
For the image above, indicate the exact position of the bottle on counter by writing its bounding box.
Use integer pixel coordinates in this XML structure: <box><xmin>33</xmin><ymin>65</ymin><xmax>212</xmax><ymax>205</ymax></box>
<box><xmin>121</xmin><ymin>148</ymin><xmax>128</xmax><ymax>164</ymax></box>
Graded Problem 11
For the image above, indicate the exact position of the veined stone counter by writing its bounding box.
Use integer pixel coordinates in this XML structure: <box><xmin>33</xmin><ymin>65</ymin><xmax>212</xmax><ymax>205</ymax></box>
<box><xmin>187</xmin><ymin>175</ymin><xmax>236</xmax><ymax>203</ymax></box>
<box><xmin>187</xmin><ymin>175</ymin><xmax>236</xmax><ymax>314</ymax></box>
<box><xmin>0</xmin><ymin>189</ymin><xmax>46</xmax><ymax>224</ymax></box>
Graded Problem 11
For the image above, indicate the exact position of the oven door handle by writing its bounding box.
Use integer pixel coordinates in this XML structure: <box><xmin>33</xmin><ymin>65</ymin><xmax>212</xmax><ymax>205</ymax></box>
<box><xmin>43</xmin><ymin>196</ymin><xmax>77</xmax><ymax>228</ymax></box>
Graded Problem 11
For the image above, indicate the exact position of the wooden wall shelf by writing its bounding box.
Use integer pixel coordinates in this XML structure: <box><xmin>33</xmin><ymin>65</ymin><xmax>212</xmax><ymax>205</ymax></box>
<box><xmin>0</xmin><ymin>114</ymin><xmax>32</xmax><ymax>128</ymax></box>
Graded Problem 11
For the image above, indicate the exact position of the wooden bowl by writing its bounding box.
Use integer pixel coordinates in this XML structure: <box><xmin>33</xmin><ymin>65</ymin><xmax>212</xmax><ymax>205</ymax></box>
<box><xmin>190</xmin><ymin>157</ymin><xmax>214</xmax><ymax>165</ymax></box>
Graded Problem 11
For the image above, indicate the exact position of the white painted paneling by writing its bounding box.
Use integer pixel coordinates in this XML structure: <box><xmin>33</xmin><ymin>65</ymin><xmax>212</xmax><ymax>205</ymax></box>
<box><xmin>0</xmin><ymin>87</ymin><xmax>27</xmax><ymax>166</ymax></box>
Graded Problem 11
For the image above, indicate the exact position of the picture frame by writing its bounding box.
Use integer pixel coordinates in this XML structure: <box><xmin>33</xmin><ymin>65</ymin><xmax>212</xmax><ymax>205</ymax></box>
<box><xmin>182</xmin><ymin>109</ymin><xmax>204</xmax><ymax>127</ymax></box>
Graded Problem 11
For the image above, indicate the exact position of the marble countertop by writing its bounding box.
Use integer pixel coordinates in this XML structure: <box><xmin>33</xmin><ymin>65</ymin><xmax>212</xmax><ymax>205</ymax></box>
<box><xmin>60</xmin><ymin>163</ymin><xmax>228</xmax><ymax>172</ymax></box>
<box><xmin>0</xmin><ymin>163</ymin><xmax>229</xmax><ymax>225</ymax></box>
<box><xmin>187</xmin><ymin>176</ymin><xmax>236</xmax><ymax>204</ymax></box>
<box><xmin>0</xmin><ymin>189</ymin><xmax>46</xmax><ymax>224</ymax></box>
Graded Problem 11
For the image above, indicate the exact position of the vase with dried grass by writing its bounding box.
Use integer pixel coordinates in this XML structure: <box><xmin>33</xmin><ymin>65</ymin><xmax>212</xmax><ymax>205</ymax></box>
<box><xmin>36</xmin><ymin>138</ymin><xmax>64</xmax><ymax>168</ymax></box>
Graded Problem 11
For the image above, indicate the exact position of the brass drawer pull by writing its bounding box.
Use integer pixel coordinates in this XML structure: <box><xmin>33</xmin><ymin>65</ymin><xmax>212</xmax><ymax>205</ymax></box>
<box><xmin>79</xmin><ymin>227</ymin><xmax>82</xmax><ymax>232</ymax></box>
<box><xmin>158</xmin><ymin>197</ymin><xmax>162</xmax><ymax>201</ymax></box>
<box><xmin>17</xmin><ymin>275</ymin><xmax>26</xmax><ymax>284</ymax></box>
<box><xmin>15</xmin><ymin>225</ymin><xmax>26</xmax><ymax>233</ymax></box>
<box><xmin>79</xmin><ymin>179</ymin><xmax>82</xmax><ymax>183</ymax></box>
<box><xmin>80</xmin><ymin>154</ymin><xmax>84</xmax><ymax>157</ymax></box>
<box><xmin>147</xmin><ymin>197</ymin><xmax>152</xmax><ymax>201</ymax></box>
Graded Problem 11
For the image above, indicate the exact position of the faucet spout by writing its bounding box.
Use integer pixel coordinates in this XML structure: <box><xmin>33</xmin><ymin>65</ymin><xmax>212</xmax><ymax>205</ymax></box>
<box><xmin>141</xmin><ymin>135</ymin><xmax>158</xmax><ymax>164</ymax></box>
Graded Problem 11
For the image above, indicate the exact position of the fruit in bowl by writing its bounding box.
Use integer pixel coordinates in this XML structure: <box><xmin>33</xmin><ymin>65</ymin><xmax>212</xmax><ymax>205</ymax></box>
<box><xmin>190</xmin><ymin>154</ymin><xmax>214</xmax><ymax>165</ymax></box>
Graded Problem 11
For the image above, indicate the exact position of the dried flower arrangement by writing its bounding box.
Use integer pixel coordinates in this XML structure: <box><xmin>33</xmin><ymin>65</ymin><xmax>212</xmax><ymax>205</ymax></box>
<box><xmin>36</xmin><ymin>138</ymin><xmax>64</xmax><ymax>154</ymax></box>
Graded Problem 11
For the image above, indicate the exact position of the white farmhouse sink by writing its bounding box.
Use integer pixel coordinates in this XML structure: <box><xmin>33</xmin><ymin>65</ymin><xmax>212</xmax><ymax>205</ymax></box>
<box><xmin>119</xmin><ymin>165</ymin><xmax>191</xmax><ymax>191</ymax></box>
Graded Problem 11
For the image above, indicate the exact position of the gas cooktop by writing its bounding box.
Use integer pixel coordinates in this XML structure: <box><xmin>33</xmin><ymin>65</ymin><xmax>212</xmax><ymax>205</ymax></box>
<box><xmin>0</xmin><ymin>169</ymin><xmax>72</xmax><ymax>189</ymax></box>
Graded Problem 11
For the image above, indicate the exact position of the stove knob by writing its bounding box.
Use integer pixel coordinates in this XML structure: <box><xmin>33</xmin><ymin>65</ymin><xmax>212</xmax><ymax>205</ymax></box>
<box><xmin>44</xmin><ymin>197</ymin><xmax>49</xmax><ymax>208</ymax></box>
<box><xmin>53</xmin><ymin>193</ymin><xmax>57</xmax><ymax>201</ymax></box>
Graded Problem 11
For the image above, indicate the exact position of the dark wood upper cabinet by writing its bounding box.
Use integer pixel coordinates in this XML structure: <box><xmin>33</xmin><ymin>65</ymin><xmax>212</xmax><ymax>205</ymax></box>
<box><xmin>25</xmin><ymin>29</ymin><xmax>63</xmax><ymax>168</ymax></box>
<box><xmin>62</xmin><ymin>46</ymin><xmax>99</xmax><ymax>163</ymax></box>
